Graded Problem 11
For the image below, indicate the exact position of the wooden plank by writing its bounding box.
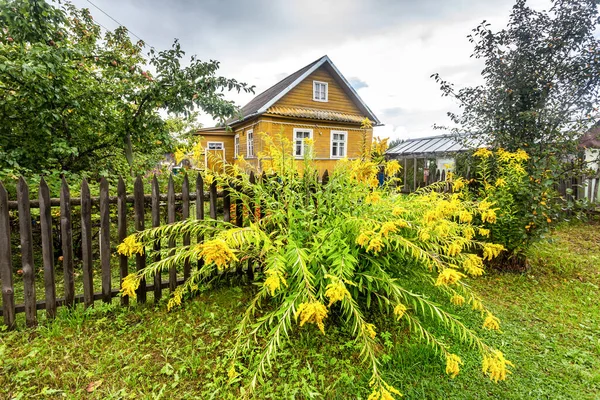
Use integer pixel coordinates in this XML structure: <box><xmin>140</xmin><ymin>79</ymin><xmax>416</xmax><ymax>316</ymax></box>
<box><xmin>60</xmin><ymin>177</ymin><xmax>75</xmax><ymax>308</ymax></box>
<box><xmin>80</xmin><ymin>179</ymin><xmax>94</xmax><ymax>307</ymax></box>
<box><xmin>322</xmin><ymin>170</ymin><xmax>329</xmax><ymax>185</ymax></box>
<box><xmin>168</xmin><ymin>174</ymin><xmax>177</xmax><ymax>293</ymax></box>
<box><xmin>182</xmin><ymin>174</ymin><xmax>191</xmax><ymax>280</ymax></box>
<box><xmin>151</xmin><ymin>175</ymin><xmax>162</xmax><ymax>302</ymax></box>
<box><xmin>99</xmin><ymin>178</ymin><xmax>111</xmax><ymax>303</ymax></box>
<box><xmin>0</xmin><ymin>181</ymin><xmax>15</xmax><ymax>329</ymax></box>
<box><xmin>134</xmin><ymin>176</ymin><xmax>147</xmax><ymax>303</ymax></box>
<box><xmin>247</xmin><ymin>173</ymin><xmax>256</xmax><ymax>281</ymax></box>
<box><xmin>235</xmin><ymin>176</ymin><xmax>243</xmax><ymax>227</ymax></box>
<box><xmin>260</xmin><ymin>172</ymin><xmax>267</xmax><ymax>219</ymax></box>
<box><xmin>223</xmin><ymin>182</ymin><xmax>231</xmax><ymax>223</ymax></box>
<box><xmin>17</xmin><ymin>178</ymin><xmax>36</xmax><ymax>326</ymax></box>
<box><xmin>209</xmin><ymin>180</ymin><xmax>217</xmax><ymax>220</ymax></box>
<box><xmin>117</xmin><ymin>177</ymin><xmax>129</xmax><ymax>306</ymax></box>
<box><xmin>39</xmin><ymin>178</ymin><xmax>56</xmax><ymax>319</ymax></box>
<box><xmin>196</xmin><ymin>174</ymin><xmax>205</xmax><ymax>271</ymax></box>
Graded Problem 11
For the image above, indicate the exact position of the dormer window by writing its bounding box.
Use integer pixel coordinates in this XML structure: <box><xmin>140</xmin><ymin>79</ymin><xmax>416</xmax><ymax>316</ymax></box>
<box><xmin>313</xmin><ymin>81</ymin><xmax>328</xmax><ymax>102</ymax></box>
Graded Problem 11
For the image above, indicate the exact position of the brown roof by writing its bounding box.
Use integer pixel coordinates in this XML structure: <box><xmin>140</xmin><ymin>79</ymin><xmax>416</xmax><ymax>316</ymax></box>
<box><xmin>266</xmin><ymin>106</ymin><xmax>365</xmax><ymax>124</ymax></box>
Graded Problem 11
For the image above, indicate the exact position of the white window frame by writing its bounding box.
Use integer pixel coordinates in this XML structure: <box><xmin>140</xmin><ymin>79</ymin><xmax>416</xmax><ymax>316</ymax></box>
<box><xmin>330</xmin><ymin>130</ymin><xmax>347</xmax><ymax>159</ymax></box>
<box><xmin>207</xmin><ymin>141</ymin><xmax>224</xmax><ymax>150</ymax></box>
<box><xmin>293</xmin><ymin>128</ymin><xmax>313</xmax><ymax>158</ymax></box>
<box><xmin>234</xmin><ymin>134</ymin><xmax>240</xmax><ymax>158</ymax></box>
<box><xmin>313</xmin><ymin>81</ymin><xmax>328</xmax><ymax>102</ymax></box>
<box><xmin>246</xmin><ymin>129</ymin><xmax>254</xmax><ymax>158</ymax></box>
<box><xmin>204</xmin><ymin>141</ymin><xmax>225</xmax><ymax>170</ymax></box>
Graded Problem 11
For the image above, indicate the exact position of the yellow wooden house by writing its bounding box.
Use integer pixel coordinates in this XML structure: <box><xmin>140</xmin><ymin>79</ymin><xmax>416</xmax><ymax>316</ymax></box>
<box><xmin>196</xmin><ymin>55</ymin><xmax>381</xmax><ymax>175</ymax></box>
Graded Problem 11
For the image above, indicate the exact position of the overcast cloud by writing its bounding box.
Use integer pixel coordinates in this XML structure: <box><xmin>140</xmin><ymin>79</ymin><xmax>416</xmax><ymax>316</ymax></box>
<box><xmin>69</xmin><ymin>0</ymin><xmax>551</xmax><ymax>140</ymax></box>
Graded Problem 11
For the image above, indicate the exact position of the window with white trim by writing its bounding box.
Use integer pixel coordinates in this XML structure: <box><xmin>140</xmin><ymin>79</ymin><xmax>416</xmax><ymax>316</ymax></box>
<box><xmin>207</xmin><ymin>142</ymin><xmax>224</xmax><ymax>150</ymax></box>
<box><xmin>313</xmin><ymin>81</ymin><xmax>328</xmax><ymax>102</ymax></box>
<box><xmin>234</xmin><ymin>134</ymin><xmax>240</xmax><ymax>158</ymax></box>
<box><xmin>294</xmin><ymin>128</ymin><xmax>313</xmax><ymax>157</ymax></box>
<box><xmin>330</xmin><ymin>130</ymin><xmax>347</xmax><ymax>158</ymax></box>
<box><xmin>246</xmin><ymin>130</ymin><xmax>254</xmax><ymax>158</ymax></box>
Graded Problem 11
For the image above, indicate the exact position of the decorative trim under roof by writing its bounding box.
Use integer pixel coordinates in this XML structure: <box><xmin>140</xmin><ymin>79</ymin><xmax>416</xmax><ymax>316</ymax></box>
<box><xmin>266</xmin><ymin>106</ymin><xmax>365</xmax><ymax>124</ymax></box>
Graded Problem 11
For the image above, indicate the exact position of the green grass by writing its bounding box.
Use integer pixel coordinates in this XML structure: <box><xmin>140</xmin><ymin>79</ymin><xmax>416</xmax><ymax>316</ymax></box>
<box><xmin>1</xmin><ymin>221</ymin><xmax>599</xmax><ymax>399</ymax></box>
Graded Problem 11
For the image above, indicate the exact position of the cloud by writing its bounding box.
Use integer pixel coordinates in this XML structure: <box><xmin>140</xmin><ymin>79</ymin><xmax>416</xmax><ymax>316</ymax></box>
<box><xmin>348</xmin><ymin>77</ymin><xmax>369</xmax><ymax>90</ymax></box>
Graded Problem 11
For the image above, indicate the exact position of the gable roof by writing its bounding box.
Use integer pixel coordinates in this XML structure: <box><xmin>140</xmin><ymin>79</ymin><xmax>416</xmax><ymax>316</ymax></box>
<box><xmin>226</xmin><ymin>55</ymin><xmax>380</xmax><ymax>126</ymax></box>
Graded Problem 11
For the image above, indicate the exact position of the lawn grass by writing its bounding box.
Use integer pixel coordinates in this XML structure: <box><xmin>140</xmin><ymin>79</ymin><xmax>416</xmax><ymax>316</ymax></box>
<box><xmin>1</xmin><ymin>220</ymin><xmax>599</xmax><ymax>399</ymax></box>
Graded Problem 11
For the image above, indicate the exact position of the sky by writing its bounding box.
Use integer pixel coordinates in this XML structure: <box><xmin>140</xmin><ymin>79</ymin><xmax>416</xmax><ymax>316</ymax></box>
<box><xmin>69</xmin><ymin>0</ymin><xmax>551</xmax><ymax>141</ymax></box>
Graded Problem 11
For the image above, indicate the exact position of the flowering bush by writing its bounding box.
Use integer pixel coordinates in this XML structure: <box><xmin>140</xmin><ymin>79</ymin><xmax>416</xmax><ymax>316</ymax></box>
<box><xmin>119</xmin><ymin>135</ymin><xmax>513</xmax><ymax>398</ymax></box>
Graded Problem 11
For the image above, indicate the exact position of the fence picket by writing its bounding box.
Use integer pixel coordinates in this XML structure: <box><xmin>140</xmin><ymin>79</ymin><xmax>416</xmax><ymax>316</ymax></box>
<box><xmin>0</xmin><ymin>181</ymin><xmax>15</xmax><ymax>329</ymax></box>
<box><xmin>247</xmin><ymin>172</ymin><xmax>256</xmax><ymax>281</ymax></box>
<box><xmin>182</xmin><ymin>174</ymin><xmax>191</xmax><ymax>280</ymax></box>
<box><xmin>81</xmin><ymin>179</ymin><xmax>94</xmax><ymax>307</ymax></box>
<box><xmin>223</xmin><ymin>184</ymin><xmax>231</xmax><ymax>223</ymax></box>
<box><xmin>209</xmin><ymin>180</ymin><xmax>217</xmax><ymax>219</ymax></box>
<box><xmin>117</xmin><ymin>177</ymin><xmax>128</xmax><ymax>306</ymax></box>
<box><xmin>134</xmin><ymin>176</ymin><xmax>147</xmax><ymax>302</ymax></box>
<box><xmin>39</xmin><ymin>178</ymin><xmax>56</xmax><ymax>319</ymax></box>
<box><xmin>99</xmin><ymin>178</ymin><xmax>111</xmax><ymax>303</ymax></box>
<box><xmin>196</xmin><ymin>174</ymin><xmax>205</xmax><ymax>271</ymax></box>
<box><xmin>60</xmin><ymin>177</ymin><xmax>75</xmax><ymax>308</ymax></box>
<box><xmin>168</xmin><ymin>174</ymin><xmax>177</xmax><ymax>293</ymax></box>
<box><xmin>17</xmin><ymin>178</ymin><xmax>36</xmax><ymax>326</ymax></box>
<box><xmin>151</xmin><ymin>175</ymin><xmax>162</xmax><ymax>302</ymax></box>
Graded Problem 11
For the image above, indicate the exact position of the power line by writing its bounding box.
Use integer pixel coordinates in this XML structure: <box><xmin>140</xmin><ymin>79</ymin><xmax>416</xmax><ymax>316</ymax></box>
<box><xmin>85</xmin><ymin>0</ymin><xmax>156</xmax><ymax>50</ymax></box>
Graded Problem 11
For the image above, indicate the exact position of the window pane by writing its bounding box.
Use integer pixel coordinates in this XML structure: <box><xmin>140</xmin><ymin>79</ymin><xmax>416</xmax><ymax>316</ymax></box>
<box><xmin>296</xmin><ymin>143</ymin><xmax>302</xmax><ymax>155</ymax></box>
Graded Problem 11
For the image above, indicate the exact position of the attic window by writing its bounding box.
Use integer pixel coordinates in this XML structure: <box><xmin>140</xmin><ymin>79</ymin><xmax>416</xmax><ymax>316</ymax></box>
<box><xmin>313</xmin><ymin>81</ymin><xmax>328</xmax><ymax>102</ymax></box>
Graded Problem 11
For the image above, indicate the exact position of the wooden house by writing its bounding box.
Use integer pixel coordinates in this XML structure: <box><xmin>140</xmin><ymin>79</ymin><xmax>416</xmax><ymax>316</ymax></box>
<box><xmin>196</xmin><ymin>55</ymin><xmax>381</xmax><ymax>175</ymax></box>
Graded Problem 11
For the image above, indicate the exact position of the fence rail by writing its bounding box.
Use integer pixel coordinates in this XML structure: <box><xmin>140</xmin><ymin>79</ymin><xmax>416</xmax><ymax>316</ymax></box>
<box><xmin>0</xmin><ymin>172</ymin><xmax>258</xmax><ymax>329</ymax></box>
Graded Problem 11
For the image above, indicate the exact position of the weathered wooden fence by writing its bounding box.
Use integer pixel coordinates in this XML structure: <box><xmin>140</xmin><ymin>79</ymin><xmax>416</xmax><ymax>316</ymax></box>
<box><xmin>0</xmin><ymin>171</ymin><xmax>273</xmax><ymax>330</ymax></box>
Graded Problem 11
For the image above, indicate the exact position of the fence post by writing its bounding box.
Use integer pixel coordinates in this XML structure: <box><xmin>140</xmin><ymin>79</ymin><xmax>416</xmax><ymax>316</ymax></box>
<box><xmin>182</xmin><ymin>174</ymin><xmax>191</xmax><ymax>281</ymax></box>
<box><xmin>81</xmin><ymin>179</ymin><xmax>94</xmax><ymax>308</ymax></box>
<box><xmin>151</xmin><ymin>175</ymin><xmax>162</xmax><ymax>302</ymax></box>
<box><xmin>60</xmin><ymin>177</ymin><xmax>75</xmax><ymax>308</ymax></box>
<box><xmin>17</xmin><ymin>177</ymin><xmax>36</xmax><ymax>326</ymax></box>
<box><xmin>0</xmin><ymin>181</ymin><xmax>15</xmax><ymax>329</ymax></box>
<box><xmin>247</xmin><ymin>172</ymin><xmax>256</xmax><ymax>281</ymax></box>
<box><xmin>322</xmin><ymin>170</ymin><xmax>329</xmax><ymax>185</ymax></box>
<box><xmin>99</xmin><ymin>178</ymin><xmax>111</xmax><ymax>303</ymax></box>
<box><xmin>209</xmin><ymin>180</ymin><xmax>217</xmax><ymax>220</ymax></box>
<box><xmin>196</xmin><ymin>174</ymin><xmax>205</xmax><ymax>271</ymax></box>
<box><xmin>134</xmin><ymin>176</ymin><xmax>147</xmax><ymax>303</ymax></box>
<box><xmin>223</xmin><ymin>181</ymin><xmax>231</xmax><ymax>223</ymax></box>
<box><xmin>39</xmin><ymin>178</ymin><xmax>56</xmax><ymax>319</ymax></box>
<box><xmin>117</xmin><ymin>177</ymin><xmax>129</xmax><ymax>306</ymax></box>
<box><xmin>168</xmin><ymin>174</ymin><xmax>177</xmax><ymax>293</ymax></box>
<box><xmin>235</xmin><ymin>175</ymin><xmax>243</xmax><ymax>227</ymax></box>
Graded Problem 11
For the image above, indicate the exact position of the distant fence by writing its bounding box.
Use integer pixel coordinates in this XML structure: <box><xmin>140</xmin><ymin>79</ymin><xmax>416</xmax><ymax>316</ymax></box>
<box><xmin>1</xmin><ymin>170</ymin><xmax>315</xmax><ymax>330</ymax></box>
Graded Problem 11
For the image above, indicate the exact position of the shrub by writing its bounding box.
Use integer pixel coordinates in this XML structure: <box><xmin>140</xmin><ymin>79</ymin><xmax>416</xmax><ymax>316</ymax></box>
<box><xmin>119</xmin><ymin>133</ymin><xmax>513</xmax><ymax>398</ymax></box>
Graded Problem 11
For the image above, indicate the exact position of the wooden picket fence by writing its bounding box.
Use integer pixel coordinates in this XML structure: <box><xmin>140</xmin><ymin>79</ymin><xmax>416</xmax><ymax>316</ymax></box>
<box><xmin>0</xmin><ymin>170</ymin><xmax>282</xmax><ymax>330</ymax></box>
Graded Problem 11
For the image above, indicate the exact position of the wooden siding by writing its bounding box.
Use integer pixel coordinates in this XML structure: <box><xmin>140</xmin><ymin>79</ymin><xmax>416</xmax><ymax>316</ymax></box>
<box><xmin>196</xmin><ymin>133</ymin><xmax>235</xmax><ymax>165</ymax></box>
<box><xmin>274</xmin><ymin>66</ymin><xmax>363</xmax><ymax>115</ymax></box>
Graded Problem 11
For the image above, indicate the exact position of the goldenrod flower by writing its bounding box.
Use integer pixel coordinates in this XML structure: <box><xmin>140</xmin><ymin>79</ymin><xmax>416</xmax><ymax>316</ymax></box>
<box><xmin>495</xmin><ymin>178</ymin><xmax>507</xmax><ymax>188</ymax></box>
<box><xmin>304</xmin><ymin>137</ymin><xmax>315</xmax><ymax>147</ymax></box>
<box><xmin>363</xmin><ymin>323</ymin><xmax>377</xmax><ymax>339</ymax></box>
<box><xmin>458</xmin><ymin>210</ymin><xmax>473</xmax><ymax>224</ymax></box>
<box><xmin>227</xmin><ymin>364</ymin><xmax>238</xmax><ymax>380</ymax></box>
<box><xmin>121</xmin><ymin>273</ymin><xmax>140</xmax><ymax>299</ymax></box>
<box><xmin>296</xmin><ymin>301</ymin><xmax>328</xmax><ymax>334</ymax></box>
<box><xmin>174</xmin><ymin>148</ymin><xmax>187</xmax><ymax>164</ymax></box>
<box><xmin>452</xmin><ymin>177</ymin><xmax>465</xmax><ymax>192</ymax></box>
<box><xmin>264</xmin><ymin>269</ymin><xmax>287</xmax><ymax>296</ymax></box>
<box><xmin>325</xmin><ymin>279</ymin><xmax>351</xmax><ymax>306</ymax></box>
<box><xmin>482</xmin><ymin>243</ymin><xmax>504</xmax><ymax>261</ymax></box>
<box><xmin>478</xmin><ymin>200</ymin><xmax>494</xmax><ymax>211</ymax></box>
<box><xmin>418</xmin><ymin>229</ymin><xmax>431</xmax><ymax>242</ymax></box>
<box><xmin>367</xmin><ymin>236</ymin><xmax>384</xmax><ymax>253</ymax></box>
<box><xmin>481</xmin><ymin>209</ymin><xmax>497</xmax><ymax>224</ymax></box>
<box><xmin>471</xmin><ymin>299</ymin><xmax>484</xmax><ymax>311</ymax></box>
<box><xmin>446</xmin><ymin>241</ymin><xmax>463</xmax><ymax>257</ymax></box>
<box><xmin>361</xmin><ymin>117</ymin><xmax>373</xmax><ymax>129</ymax></box>
<box><xmin>117</xmin><ymin>234</ymin><xmax>144</xmax><ymax>257</ymax></box>
<box><xmin>380</xmin><ymin>222</ymin><xmax>398</xmax><ymax>238</ymax></box>
<box><xmin>384</xmin><ymin>160</ymin><xmax>401</xmax><ymax>177</ymax></box>
<box><xmin>365</xmin><ymin>192</ymin><xmax>382</xmax><ymax>205</ymax></box>
<box><xmin>483</xmin><ymin>350</ymin><xmax>514</xmax><ymax>383</ymax></box>
<box><xmin>483</xmin><ymin>312</ymin><xmax>501</xmax><ymax>330</ymax></box>
<box><xmin>435</xmin><ymin>268</ymin><xmax>465</xmax><ymax>286</ymax></box>
<box><xmin>473</xmin><ymin>148</ymin><xmax>493</xmax><ymax>158</ymax></box>
<box><xmin>197</xmin><ymin>239</ymin><xmax>238</xmax><ymax>270</ymax></box>
<box><xmin>445</xmin><ymin>353</ymin><xmax>463</xmax><ymax>378</ymax></box>
<box><xmin>392</xmin><ymin>207</ymin><xmax>406</xmax><ymax>216</ymax></box>
<box><xmin>356</xmin><ymin>231</ymin><xmax>372</xmax><ymax>247</ymax></box>
<box><xmin>394</xmin><ymin>303</ymin><xmax>407</xmax><ymax>320</ymax></box>
<box><xmin>463</xmin><ymin>226</ymin><xmax>475</xmax><ymax>240</ymax></box>
<box><xmin>367</xmin><ymin>386</ymin><xmax>401</xmax><ymax>400</ymax></box>
<box><xmin>478</xmin><ymin>228</ymin><xmax>490</xmax><ymax>237</ymax></box>
<box><xmin>167</xmin><ymin>285</ymin><xmax>184</xmax><ymax>311</ymax></box>
<box><xmin>463</xmin><ymin>254</ymin><xmax>484</xmax><ymax>276</ymax></box>
<box><xmin>450</xmin><ymin>294</ymin><xmax>465</xmax><ymax>306</ymax></box>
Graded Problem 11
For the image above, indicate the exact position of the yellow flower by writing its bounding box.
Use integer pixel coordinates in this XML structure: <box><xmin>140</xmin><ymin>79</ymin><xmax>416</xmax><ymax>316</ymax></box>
<box><xmin>392</xmin><ymin>207</ymin><xmax>406</xmax><ymax>216</ymax></box>
<box><xmin>325</xmin><ymin>279</ymin><xmax>351</xmax><ymax>306</ymax></box>
<box><xmin>363</xmin><ymin>323</ymin><xmax>377</xmax><ymax>339</ymax></box>
<box><xmin>473</xmin><ymin>148</ymin><xmax>493</xmax><ymax>158</ymax></box>
<box><xmin>296</xmin><ymin>301</ymin><xmax>328</xmax><ymax>334</ymax></box>
<box><xmin>418</xmin><ymin>229</ymin><xmax>431</xmax><ymax>242</ymax></box>
<box><xmin>394</xmin><ymin>303</ymin><xmax>407</xmax><ymax>320</ymax></box>
<box><xmin>174</xmin><ymin>148</ymin><xmax>187</xmax><ymax>164</ymax></box>
<box><xmin>446</xmin><ymin>241</ymin><xmax>463</xmax><ymax>257</ymax></box>
<box><xmin>117</xmin><ymin>234</ymin><xmax>144</xmax><ymax>257</ymax></box>
<box><xmin>380</xmin><ymin>222</ymin><xmax>398</xmax><ymax>238</ymax></box>
<box><xmin>481</xmin><ymin>209</ymin><xmax>497</xmax><ymax>224</ymax></box>
<box><xmin>435</xmin><ymin>268</ymin><xmax>465</xmax><ymax>286</ymax></box>
<box><xmin>463</xmin><ymin>254</ymin><xmax>484</xmax><ymax>276</ymax></box>
<box><xmin>478</xmin><ymin>228</ymin><xmax>490</xmax><ymax>237</ymax></box>
<box><xmin>197</xmin><ymin>239</ymin><xmax>238</xmax><ymax>271</ymax></box>
<box><xmin>478</xmin><ymin>200</ymin><xmax>494</xmax><ymax>211</ymax></box>
<box><xmin>304</xmin><ymin>137</ymin><xmax>315</xmax><ymax>147</ymax></box>
<box><xmin>483</xmin><ymin>312</ymin><xmax>501</xmax><ymax>330</ymax></box>
<box><xmin>367</xmin><ymin>386</ymin><xmax>401</xmax><ymax>400</ymax></box>
<box><xmin>227</xmin><ymin>364</ymin><xmax>238</xmax><ymax>380</ymax></box>
<box><xmin>121</xmin><ymin>273</ymin><xmax>140</xmax><ymax>299</ymax></box>
<box><xmin>458</xmin><ymin>210</ymin><xmax>473</xmax><ymax>224</ymax></box>
<box><xmin>450</xmin><ymin>294</ymin><xmax>465</xmax><ymax>306</ymax></box>
<box><xmin>482</xmin><ymin>243</ymin><xmax>504</xmax><ymax>261</ymax></box>
<box><xmin>384</xmin><ymin>160</ymin><xmax>401</xmax><ymax>177</ymax></box>
<box><xmin>167</xmin><ymin>285</ymin><xmax>184</xmax><ymax>311</ymax></box>
<box><xmin>264</xmin><ymin>269</ymin><xmax>287</xmax><ymax>296</ymax></box>
<box><xmin>361</xmin><ymin>117</ymin><xmax>373</xmax><ymax>129</ymax></box>
<box><xmin>463</xmin><ymin>226</ymin><xmax>475</xmax><ymax>240</ymax></box>
<box><xmin>471</xmin><ymin>299</ymin><xmax>484</xmax><ymax>311</ymax></box>
<box><xmin>483</xmin><ymin>350</ymin><xmax>514</xmax><ymax>383</ymax></box>
<box><xmin>515</xmin><ymin>149</ymin><xmax>529</xmax><ymax>161</ymax></box>
<box><xmin>452</xmin><ymin>177</ymin><xmax>465</xmax><ymax>192</ymax></box>
<box><xmin>367</xmin><ymin>236</ymin><xmax>385</xmax><ymax>253</ymax></box>
<box><xmin>495</xmin><ymin>178</ymin><xmax>507</xmax><ymax>188</ymax></box>
<box><xmin>445</xmin><ymin>353</ymin><xmax>463</xmax><ymax>378</ymax></box>
<box><xmin>365</xmin><ymin>192</ymin><xmax>382</xmax><ymax>205</ymax></box>
<box><xmin>356</xmin><ymin>231</ymin><xmax>372</xmax><ymax>247</ymax></box>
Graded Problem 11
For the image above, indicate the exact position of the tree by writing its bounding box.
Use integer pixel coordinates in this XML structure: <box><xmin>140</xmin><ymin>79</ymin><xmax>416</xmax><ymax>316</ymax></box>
<box><xmin>0</xmin><ymin>0</ymin><xmax>253</xmax><ymax>176</ymax></box>
<box><xmin>432</xmin><ymin>0</ymin><xmax>600</xmax><ymax>159</ymax></box>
